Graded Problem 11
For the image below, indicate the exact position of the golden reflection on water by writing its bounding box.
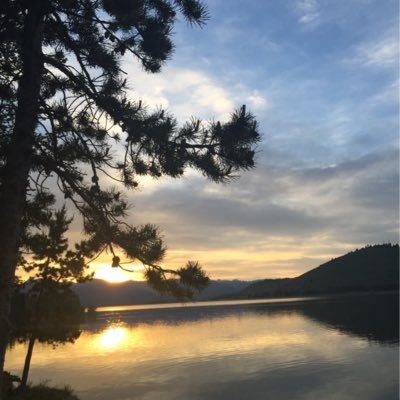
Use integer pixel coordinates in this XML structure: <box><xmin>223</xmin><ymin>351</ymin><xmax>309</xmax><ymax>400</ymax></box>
<box><xmin>94</xmin><ymin>322</ymin><xmax>144</xmax><ymax>352</ymax></box>
<box><xmin>97</xmin><ymin>324</ymin><xmax>128</xmax><ymax>350</ymax></box>
<box><xmin>5</xmin><ymin>300</ymin><xmax>395</xmax><ymax>400</ymax></box>
<box><xmin>87</xmin><ymin>313</ymin><xmax>332</xmax><ymax>362</ymax></box>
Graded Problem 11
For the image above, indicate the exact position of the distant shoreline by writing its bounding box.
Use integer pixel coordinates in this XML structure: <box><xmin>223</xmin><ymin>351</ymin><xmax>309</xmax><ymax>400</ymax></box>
<box><xmin>89</xmin><ymin>290</ymin><xmax>399</xmax><ymax>314</ymax></box>
<box><xmin>230</xmin><ymin>287</ymin><xmax>399</xmax><ymax>301</ymax></box>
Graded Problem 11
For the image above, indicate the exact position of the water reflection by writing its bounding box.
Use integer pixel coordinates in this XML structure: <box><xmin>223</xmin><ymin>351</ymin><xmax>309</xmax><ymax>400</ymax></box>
<box><xmin>5</xmin><ymin>294</ymin><xmax>398</xmax><ymax>400</ymax></box>
<box><xmin>92</xmin><ymin>321</ymin><xmax>149</xmax><ymax>355</ymax></box>
<box><xmin>97</xmin><ymin>323</ymin><xmax>128</xmax><ymax>350</ymax></box>
<box><xmin>295</xmin><ymin>294</ymin><xmax>399</xmax><ymax>344</ymax></box>
<box><xmin>90</xmin><ymin>293</ymin><xmax>399</xmax><ymax>345</ymax></box>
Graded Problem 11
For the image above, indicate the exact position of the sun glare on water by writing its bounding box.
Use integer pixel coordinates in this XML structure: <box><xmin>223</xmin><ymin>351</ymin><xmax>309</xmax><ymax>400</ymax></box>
<box><xmin>94</xmin><ymin>323</ymin><xmax>146</xmax><ymax>352</ymax></box>
<box><xmin>98</xmin><ymin>325</ymin><xmax>128</xmax><ymax>350</ymax></box>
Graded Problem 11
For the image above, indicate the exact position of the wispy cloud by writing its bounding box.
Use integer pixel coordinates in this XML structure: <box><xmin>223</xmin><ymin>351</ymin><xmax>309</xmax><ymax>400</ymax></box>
<box><xmin>122</xmin><ymin>61</ymin><xmax>234</xmax><ymax>121</ymax></box>
<box><xmin>92</xmin><ymin>0</ymin><xmax>399</xmax><ymax>281</ymax></box>
<box><xmin>121</xmin><ymin>147</ymin><xmax>399</xmax><ymax>279</ymax></box>
<box><xmin>295</xmin><ymin>0</ymin><xmax>320</xmax><ymax>25</ymax></box>
<box><xmin>245</xmin><ymin>89</ymin><xmax>270</xmax><ymax>110</ymax></box>
<box><xmin>352</xmin><ymin>33</ymin><xmax>399</xmax><ymax>68</ymax></box>
<box><xmin>366</xmin><ymin>79</ymin><xmax>399</xmax><ymax>107</ymax></box>
<box><xmin>123</xmin><ymin>59</ymin><xmax>270</xmax><ymax>122</ymax></box>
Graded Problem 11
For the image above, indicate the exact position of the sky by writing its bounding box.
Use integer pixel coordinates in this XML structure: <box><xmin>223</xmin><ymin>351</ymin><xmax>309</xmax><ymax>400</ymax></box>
<box><xmin>91</xmin><ymin>0</ymin><xmax>399</xmax><ymax>282</ymax></box>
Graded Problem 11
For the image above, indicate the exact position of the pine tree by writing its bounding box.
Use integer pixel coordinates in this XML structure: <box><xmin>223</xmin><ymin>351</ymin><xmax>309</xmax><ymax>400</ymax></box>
<box><xmin>12</xmin><ymin>193</ymin><xmax>93</xmax><ymax>389</ymax></box>
<box><xmin>0</xmin><ymin>1</ymin><xmax>261</xmax><ymax>392</ymax></box>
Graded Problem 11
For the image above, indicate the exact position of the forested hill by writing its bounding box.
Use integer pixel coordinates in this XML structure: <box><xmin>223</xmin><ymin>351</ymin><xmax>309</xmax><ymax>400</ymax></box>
<box><xmin>237</xmin><ymin>244</ymin><xmax>399</xmax><ymax>299</ymax></box>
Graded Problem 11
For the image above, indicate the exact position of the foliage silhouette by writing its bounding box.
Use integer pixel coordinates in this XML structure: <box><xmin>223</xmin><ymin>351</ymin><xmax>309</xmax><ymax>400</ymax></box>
<box><xmin>0</xmin><ymin>0</ymin><xmax>261</xmax><ymax>392</ymax></box>
<box><xmin>4</xmin><ymin>381</ymin><xmax>79</xmax><ymax>400</ymax></box>
<box><xmin>11</xmin><ymin>199</ymin><xmax>91</xmax><ymax>389</ymax></box>
<box><xmin>10</xmin><ymin>289</ymin><xmax>83</xmax><ymax>390</ymax></box>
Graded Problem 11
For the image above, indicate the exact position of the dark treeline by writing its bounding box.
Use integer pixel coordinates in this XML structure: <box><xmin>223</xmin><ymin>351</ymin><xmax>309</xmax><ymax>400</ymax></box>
<box><xmin>238</xmin><ymin>244</ymin><xmax>399</xmax><ymax>299</ymax></box>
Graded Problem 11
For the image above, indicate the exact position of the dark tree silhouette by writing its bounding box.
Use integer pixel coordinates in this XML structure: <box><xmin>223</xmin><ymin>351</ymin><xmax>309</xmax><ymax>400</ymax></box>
<box><xmin>0</xmin><ymin>0</ymin><xmax>261</xmax><ymax>392</ymax></box>
<box><xmin>10</xmin><ymin>288</ymin><xmax>83</xmax><ymax>391</ymax></box>
<box><xmin>11</xmin><ymin>194</ymin><xmax>93</xmax><ymax>389</ymax></box>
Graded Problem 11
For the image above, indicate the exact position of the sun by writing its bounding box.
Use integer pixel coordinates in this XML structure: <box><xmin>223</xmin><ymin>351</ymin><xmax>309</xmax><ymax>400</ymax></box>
<box><xmin>90</xmin><ymin>263</ymin><xmax>144</xmax><ymax>283</ymax></box>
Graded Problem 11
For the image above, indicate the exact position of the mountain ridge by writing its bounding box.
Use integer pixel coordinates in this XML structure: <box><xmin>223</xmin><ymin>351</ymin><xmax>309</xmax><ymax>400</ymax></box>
<box><xmin>72</xmin><ymin>278</ymin><xmax>254</xmax><ymax>307</ymax></box>
<box><xmin>72</xmin><ymin>244</ymin><xmax>399</xmax><ymax>306</ymax></box>
<box><xmin>236</xmin><ymin>244</ymin><xmax>399</xmax><ymax>299</ymax></box>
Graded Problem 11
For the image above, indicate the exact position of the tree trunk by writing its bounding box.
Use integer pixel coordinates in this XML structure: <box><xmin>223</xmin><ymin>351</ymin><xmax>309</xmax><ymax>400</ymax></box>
<box><xmin>0</xmin><ymin>3</ymin><xmax>45</xmax><ymax>398</ymax></box>
<box><xmin>19</xmin><ymin>335</ymin><xmax>36</xmax><ymax>390</ymax></box>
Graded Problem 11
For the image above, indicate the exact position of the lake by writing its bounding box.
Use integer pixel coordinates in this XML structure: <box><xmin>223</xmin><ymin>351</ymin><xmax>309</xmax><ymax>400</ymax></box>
<box><xmin>5</xmin><ymin>293</ymin><xmax>399</xmax><ymax>400</ymax></box>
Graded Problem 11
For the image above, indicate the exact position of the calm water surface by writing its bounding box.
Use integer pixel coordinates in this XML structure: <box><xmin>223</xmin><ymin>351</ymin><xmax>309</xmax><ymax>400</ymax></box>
<box><xmin>6</xmin><ymin>294</ymin><xmax>399</xmax><ymax>400</ymax></box>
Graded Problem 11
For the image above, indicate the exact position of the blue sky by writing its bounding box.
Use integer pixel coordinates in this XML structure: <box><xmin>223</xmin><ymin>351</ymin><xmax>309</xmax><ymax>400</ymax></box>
<box><xmin>93</xmin><ymin>0</ymin><xmax>399</xmax><ymax>282</ymax></box>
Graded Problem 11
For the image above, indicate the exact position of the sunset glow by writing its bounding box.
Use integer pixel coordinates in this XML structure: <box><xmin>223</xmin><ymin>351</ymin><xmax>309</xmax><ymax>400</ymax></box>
<box><xmin>63</xmin><ymin>0</ymin><xmax>397</xmax><ymax>283</ymax></box>
<box><xmin>2</xmin><ymin>1</ymin><xmax>398</xmax><ymax>399</ymax></box>
<box><xmin>88</xmin><ymin>243</ymin><xmax>360</xmax><ymax>283</ymax></box>
<box><xmin>91</xmin><ymin>263</ymin><xmax>145</xmax><ymax>283</ymax></box>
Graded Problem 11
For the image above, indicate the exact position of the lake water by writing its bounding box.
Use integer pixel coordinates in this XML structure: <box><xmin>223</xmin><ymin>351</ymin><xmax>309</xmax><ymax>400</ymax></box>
<box><xmin>5</xmin><ymin>293</ymin><xmax>399</xmax><ymax>400</ymax></box>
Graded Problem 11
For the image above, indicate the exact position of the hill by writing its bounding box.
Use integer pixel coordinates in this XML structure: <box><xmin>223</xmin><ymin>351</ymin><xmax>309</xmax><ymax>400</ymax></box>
<box><xmin>237</xmin><ymin>244</ymin><xmax>399</xmax><ymax>299</ymax></box>
<box><xmin>72</xmin><ymin>279</ymin><xmax>253</xmax><ymax>307</ymax></box>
